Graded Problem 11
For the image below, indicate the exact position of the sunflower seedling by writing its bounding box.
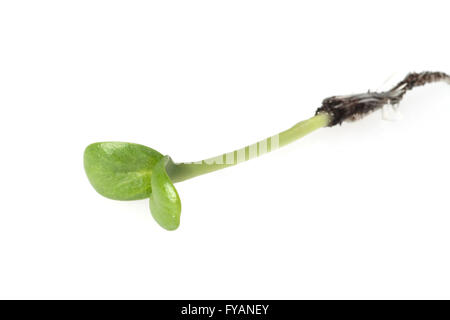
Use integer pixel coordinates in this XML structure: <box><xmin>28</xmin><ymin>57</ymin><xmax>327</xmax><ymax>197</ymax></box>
<box><xmin>84</xmin><ymin>71</ymin><xmax>450</xmax><ymax>230</ymax></box>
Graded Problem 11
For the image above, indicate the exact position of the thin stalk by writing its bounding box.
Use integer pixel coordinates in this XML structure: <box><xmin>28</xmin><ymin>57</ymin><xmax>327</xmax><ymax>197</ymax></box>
<box><xmin>167</xmin><ymin>113</ymin><xmax>331</xmax><ymax>183</ymax></box>
<box><xmin>168</xmin><ymin>71</ymin><xmax>450</xmax><ymax>183</ymax></box>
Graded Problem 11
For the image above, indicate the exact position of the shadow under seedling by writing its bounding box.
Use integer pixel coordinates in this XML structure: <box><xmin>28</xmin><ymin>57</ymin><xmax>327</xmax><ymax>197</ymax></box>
<box><xmin>84</xmin><ymin>71</ymin><xmax>450</xmax><ymax>230</ymax></box>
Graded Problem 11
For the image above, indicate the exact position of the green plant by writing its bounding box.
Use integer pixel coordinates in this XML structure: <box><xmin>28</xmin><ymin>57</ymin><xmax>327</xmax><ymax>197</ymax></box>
<box><xmin>84</xmin><ymin>71</ymin><xmax>450</xmax><ymax>230</ymax></box>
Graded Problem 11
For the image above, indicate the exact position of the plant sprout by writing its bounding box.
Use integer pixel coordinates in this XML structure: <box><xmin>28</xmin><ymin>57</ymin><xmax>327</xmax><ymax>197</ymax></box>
<box><xmin>84</xmin><ymin>71</ymin><xmax>450</xmax><ymax>230</ymax></box>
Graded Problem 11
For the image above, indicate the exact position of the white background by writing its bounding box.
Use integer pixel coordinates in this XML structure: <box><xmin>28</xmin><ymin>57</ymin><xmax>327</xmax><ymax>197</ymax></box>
<box><xmin>1</xmin><ymin>1</ymin><xmax>450</xmax><ymax>299</ymax></box>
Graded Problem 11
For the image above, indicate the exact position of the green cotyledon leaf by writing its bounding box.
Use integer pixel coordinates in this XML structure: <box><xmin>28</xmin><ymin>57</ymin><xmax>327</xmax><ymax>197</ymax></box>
<box><xmin>84</xmin><ymin>142</ymin><xmax>163</xmax><ymax>200</ymax></box>
<box><xmin>149</xmin><ymin>156</ymin><xmax>182</xmax><ymax>231</ymax></box>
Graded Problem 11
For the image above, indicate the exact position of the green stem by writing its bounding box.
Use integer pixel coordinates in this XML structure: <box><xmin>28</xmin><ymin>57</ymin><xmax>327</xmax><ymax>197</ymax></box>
<box><xmin>167</xmin><ymin>112</ymin><xmax>331</xmax><ymax>183</ymax></box>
